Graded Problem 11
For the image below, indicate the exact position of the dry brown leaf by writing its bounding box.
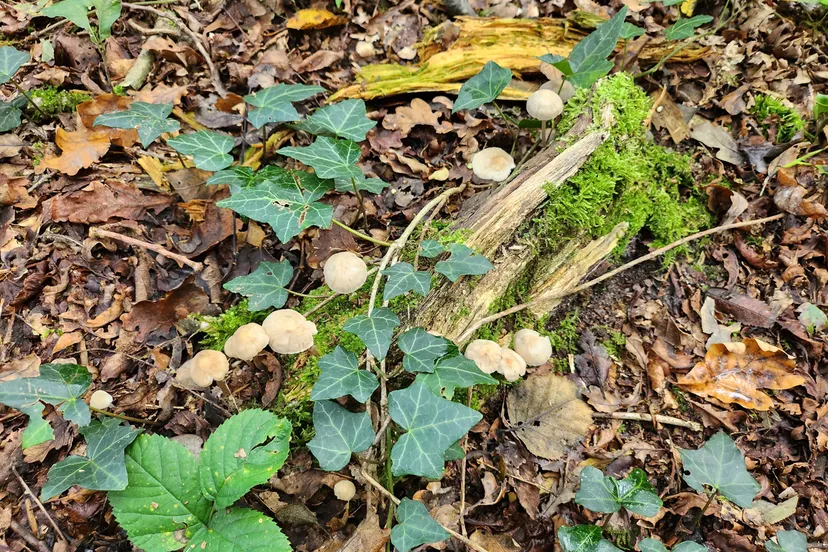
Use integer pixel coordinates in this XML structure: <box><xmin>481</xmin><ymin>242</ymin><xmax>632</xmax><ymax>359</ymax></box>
<box><xmin>133</xmin><ymin>84</ymin><xmax>188</xmax><ymax>105</ymax></box>
<box><xmin>121</xmin><ymin>279</ymin><xmax>209</xmax><ymax>341</ymax></box>
<box><xmin>53</xmin><ymin>330</ymin><xmax>82</xmax><ymax>354</ymax></box>
<box><xmin>43</xmin><ymin>180</ymin><xmax>173</xmax><ymax>223</ymax></box>
<box><xmin>86</xmin><ymin>292</ymin><xmax>126</xmax><ymax>328</ymax></box>
<box><xmin>0</xmin><ymin>354</ymin><xmax>40</xmax><ymax>382</ymax></box>
<box><xmin>0</xmin><ymin>135</ymin><xmax>25</xmax><ymax>158</ymax></box>
<box><xmin>77</xmin><ymin>95</ymin><xmax>139</xmax><ymax>147</ymax></box>
<box><xmin>774</xmin><ymin>183</ymin><xmax>828</xmax><ymax>219</ymax></box>
<box><xmin>286</xmin><ymin>9</ymin><xmax>348</xmax><ymax>30</ymax></box>
<box><xmin>677</xmin><ymin>338</ymin><xmax>805</xmax><ymax>411</ymax></box>
<box><xmin>0</xmin><ymin>174</ymin><xmax>36</xmax><ymax>209</ymax></box>
<box><xmin>382</xmin><ymin>98</ymin><xmax>452</xmax><ymax>135</ymax></box>
<box><xmin>39</xmin><ymin>126</ymin><xmax>111</xmax><ymax>176</ymax></box>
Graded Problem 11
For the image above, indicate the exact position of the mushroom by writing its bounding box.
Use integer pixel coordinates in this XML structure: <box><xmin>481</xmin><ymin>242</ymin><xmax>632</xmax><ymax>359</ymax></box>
<box><xmin>527</xmin><ymin>89</ymin><xmax>564</xmax><ymax>145</ymax></box>
<box><xmin>176</xmin><ymin>350</ymin><xmax>230</xmax><ymax>388</ymax></box>
<box><xmin>498</xmin><ymin>348</ymin><xmax>527</xmax><ymax>382</ymax></box>
<box><xmin>89</xmin><ymin>390</ymin><xmax>113</xmax><ymax>410</ymax></box>
<box><xmin>324</xmin><ymin>251</ymin><xmax>368</xmax><ymax>294</ymax></box>
<box><xmin>471</xmin><ymin>147</ymin><xmax>515</xmax><ymax>182</ymax></box>
<box><xmin>334</xmin><ymin>480</ymin><xmax>356</xmax><ymax>501</ymax></box>
<box><xmin>355</xmin><ymin>41</ymin><xmax>375</xmax><ymax>59</ymax></box>
<box><xmin>224</xmin><ymin>323</ymin><xmax>269</xmax><ymax>361</ymax></box>
<box><xmin>262</xmin><ymin>309</ymin><xmax>318</xmax><ymax>354</ymax></box>
<box><xmin>513</xmin><ymin>328</ymin><xmax>552</xmax><ymax>366</ymax></box>
<box><xmin>540</xmin><ymin>79</ymin><xmax>575</xmax><ymax>104</ymax></box>
<box><xmin>464</xmin><ymin>339</ymin><xmax>502</xmax><ymax>374</ymax></box>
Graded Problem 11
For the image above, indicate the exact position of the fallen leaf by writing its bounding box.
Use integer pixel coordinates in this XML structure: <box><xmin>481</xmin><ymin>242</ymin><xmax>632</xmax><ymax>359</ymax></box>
<box><xmin>574</xmin><ymin>330</ymin><xmax>612</xmax><ymax>387</ymax></box>
<box><xmin>286</xmin><ymin>9</ymin><xmax>348</xmax><ymax>30</ymax></box>
<box><xmin>53</xmin><ymin>330</ymin><xmax>82</xmax><ymax>354</ymax></box>
<box><xmin>706</xmin><ymin>287</ymin><xmax>776</xmax><ymax>328</ymax></box>
<box><xmin>0</xmin><ymin>135</ymin><xmax>25</xmax><ymax>158</ymax></box>
<box><xmin>121</xmin><ymin>279</ymin><xmax>209</xmax><ymax>341</ymax></box>
<box><xmin>0</xmin><ymin>354</ymin><xmax>40</xmax><ymax>382</ymax></box>
<box><xmin>292</xmin><ymin>50</ymin><xmax>343</xmax><ymax>72</ymax></box>
<box><xmin>700</xmin><ymin>296</ymin><xmax>741</xmax><ymax>348</ymax></box>
<box><xmin>774</xmin><ymin>182</ymin><xmax>828</xmax><ymax>219</ymax></box>
<box><xmin>0</xmin><ymin>174</ymin><xmax>36</xmax><ymax>209</ymax></box>
<box><xmin>134</xmin><ymin>84</ymin><xmax>188</xmax><ymax>105</ymax></box>
<box><xmin>650</xmin><ymin>90</ymin><xmax>690</xmax><ymax>143</ymax></box>
<box><xmin>77</xmin><ymin>95</ymin><xmax>139</xmax><ymax>147</ymax></box>
<box><xmin>43</xmin><ymin>180</ymin><xmax>173</xmax><ymax>223</ymax></box>
<box><xmin>39</xmin><ymin>126</ymin><xmax>111</xmax><ymax>176</ymax></box>
<box><xmin>382</xmin><ymin>98</ymin><xmax>452</xmax><ymax>135</ymax></box>
<box><xmin>689</xmin><ymin>117</ymin><xmax>745</xmax><ymax>166</ymax></box>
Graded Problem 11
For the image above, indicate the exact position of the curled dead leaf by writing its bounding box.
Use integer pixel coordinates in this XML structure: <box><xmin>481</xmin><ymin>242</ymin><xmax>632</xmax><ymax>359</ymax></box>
<box><xmin>39</xmin><ymin>126</ymin><xmax>111</xmax><ymax>176</ymax></box>
<box><xmin>286</xmin><ymin>9</ymin><xmax>348</xmax><ymax>30</ymax></box>
<box><xmin>774</xmin><ymin>183</ymin><xmax>828</xmax><ymax>219</ymax></box>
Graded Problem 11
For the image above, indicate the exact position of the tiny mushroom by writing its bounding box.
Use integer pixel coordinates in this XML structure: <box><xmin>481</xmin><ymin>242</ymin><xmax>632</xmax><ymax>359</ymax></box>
<box><xmin>526</xmin><ymin>89</ymin><xmax>564</xmax><ymax>121</ymax></box>
<box><xmin>513</xmin><ymin>328</ymin><xmax>553</xmax><ymax>366</ymax></box>
<box><xmin>262</xmin><ymin>309</ymin><xmax>318</xmax><ymax>354</ymax></box>
<box><xmin>334</xmin><ymin>480</ymin><xmax>356</xmax><ymax>501</ymax></box>
<box><xmin>471</xmin><ymin>147</ymin><xmax>516</xmax><ymax>182</ymax></box>
<box><xmin>89</xmin><ymin>390</ymin><xmax>113</xmax><ymax>410</ymax></box>
<box><xmin>224</xmin><ymin>323</ymin><xmax>269</xmax><ymax>361</ymax></box>
<box><xmin>540</xmin><ymin>79</ymin><xmax>576</xmax><ymax>104</ymax></box>
<box><xmin>355</xmin><ymin>41</ymin><xmax>375</xmax><ymax>58</ymax></box>
<box><xmin>464</xmin><ymin>339</ymin><xmax>502</xmax><ymax>374</ymax></box>
<box><xmin>498</xmin><ymin>348</ymin><xmax>527</xmax><ymax>382</ymax></box>
<box><xmin>324</xmin><ymin>251</ymin><xmax>368</xmax><ymax>294</ymax></box>
<box><xmin>177</xmin><ymin>350</ymin><xmax>230</xmax><ymax>388</ymax></box>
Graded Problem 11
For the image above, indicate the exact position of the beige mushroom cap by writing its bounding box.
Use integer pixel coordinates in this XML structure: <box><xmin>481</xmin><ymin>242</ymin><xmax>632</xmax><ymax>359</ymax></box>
<box><xmin>465</xmin><ymin>339</ymin><xmax>502</xmax><ymax>374</ymax></box>
<box><xmin>178</xmin><ymin>350</ymin><xmax>230</xmax><ymax>388</ymax></box>
<box><xmin>527</xmin><ymin>89</ymin><xmax>564</xmax><ymax>121</ymax></box>
<box><xmin>324</xmin><ymin>252</ymin><xmax>368</xmax><ymax>294</ymax></box>
<box><xmin>499</xmin><ymin>348</ymin><xmax>527</xmax><ymax>382</ymax></box>
<box><xmin>334</xmin><ymin>479</ymin><xmax>356</xmax><ymax>501</ymax></box>
<box><xmin>262</xmin><ymin>309</ymin><xmax>318</xmax><ymax>354</ymax></box>
<box><xmin>355</xmin><ymin>41</ymin><xmax>375</xmax><ymax>59</ymax></box>
<box><xmin>471</xmin><ymin>147</ymin><xmax>515</xmax><ymax>182</ymax></box>
<box><xmin>90</xmin><ymin>390</ymin><xmax>113</xmax><ymax>410</ymax></box>
<box><xmin>224</xmin><ymin>323</ymin><xmax>269</xmax><ymax>361</ymax></box>
<box><xmin>540</xmin><ymin>79</ymin><xmax>575</xmax><ymax>103</ymax></box>
<box><xmin>513</xmin><ymin>328</ymin><xmax>553</xmax><ymax>366</ymax></box>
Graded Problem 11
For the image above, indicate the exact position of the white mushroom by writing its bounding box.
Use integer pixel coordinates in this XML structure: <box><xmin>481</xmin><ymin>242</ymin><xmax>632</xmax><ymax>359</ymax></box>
<box><xmin>540</xmin><ymin>79</ymin><xmax>575</xmax><ymax>104</ymax></box>
<box><xmin>355</xmin><ymin>41</ymin><xmax>375</xmax><ymax>59</ymax></box>
<box><xmin>177</xmin><ymin>350</ymin><xmax>230</xmax><ymax>388</ymax></box>
<box><xmin>498</xmin><ymin>348</ymin><xmax>527</xmax><ymax>382</ymax></box>
<box><xmin>262</xmin><ymin>309</ymin><xmax>318</xmax><ymax>354</ymax></box>
<box><xmin>513</xmin><ymin>328</ymin><xmax>553</xmax><ymax>366</ymax></box>
<box><xmin>334</xmin><ymin>480</ymin><xmax>356</xmax><ymax>501</ymax></box>
<box><xmin>89</xmin><ymin>390</ymin><xmax>113</xmax><ymax>410</ymax></box>
<box><xmin>471</xmin><ymin>147</ymin><xmax>515</xmax><ymax>182</ymax></box>
<box><xmin>324</xmin><ymin>252</ymin><xmax>368</xmax><ymax>294</ymax></box>
<box><xmin>224</xmin><ymin>323</ymin><xmax>269</xmax><ymax>361</ymax></box>
<box><xmin>464</xmin><ymin>339</ymin><xmax>502</xmax><ymax>374</ymax></box>
<box><xmin>526</xmin><ymin>89</ymin><xmax>564</xmax><ymax>121</ymax></box>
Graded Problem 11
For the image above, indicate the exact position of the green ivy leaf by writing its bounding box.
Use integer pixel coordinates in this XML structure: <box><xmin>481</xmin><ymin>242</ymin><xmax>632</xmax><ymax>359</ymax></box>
<box><xmin>419</xmin><ymin>240</ymin><xmax>446</xmax><ymax>258</ymax></box>
<box><xmin>383</xmin><ymin>262</ymin><xmax>431</xmax><ymax>302</ymax></box>
<box><xmin>167</xmin><ymin>130</ymin><xmax>234</xmax><ymax>171</ymax></box>
<box><xmin>620</xmin><ymin>22</ymin><xmax>645</xmax><ymax>40</ymax></box>
<box><xmin>41</xmin><ymin>0</ymin><xmax>121</xmax><ymax>39</ymax></box>
<box><xmin>207</xmin><ymin>166</ymin><xmax>256</xmax><ymax>193</ymax></box>
<box><xmin>639</xmin><ymin>539</ymin><xmax>708</xmax><ymax>552</ymax></box>
<box><xmin>244</xmin><ymin>84</ymin><xmax>325</xmax><ymax>129</ymax></box>
<box><xmin>397</xmin><ymin>327</ymin><xmax>450</xmax><ymax>374</ymax></box>
<box><xmin>443</xmin><ymin>441</ymin><xmax>465</xmax><ymax>461</ymax></box>
<box><xmin>295</xmin><ymin>99</ymin><xmax>376</xmax><ymax>141</ymax></box>
<box><xmin>42</xmin><ymin>418</ymin><xmax>139</xmax><ymax>499</ymax></box>
<box><xmin>223</xmin><ymin>260</ymin><xmax>293</xmax><ymax>311</ymax></box>
<box><xmin>538</xmin><ymin>53</ymin><xmax>573</xmax><ymax>77</ymax></box>
<box><xmin>558</xmin><ymin>525</ymin><xmax>621</xmax><ymax>552</ymax></box>
<box><xmin>415</xmin><ymin>353</ymin><xmax>497</xmax><ymax>399</ymax></box>
<box><xmin>0</xmin><ymin>99</ymin><xmax>23</xmax><ymax>132</ymax></box>
<box><xmin>334</xmin><ymin>173</ymin><xmax>390</xmax><ymax>194</ymax></box>
<box><xmin>390</xmin><ymin>498</ymin><xmax>449</xmax><ymax>552</ymax></box>
<box><xmin>311</xmin><ymin>346</ymin><xmax>378</xmax><ymax>403</ymax></box>
<box><xmin>389</xmin><ymin>382</ymin><xmax>482</xmax><ymax>478</ymax></box>
<box><xmin>664</xmin><ymin>15</ymin><xmax>714</xmax><ymax>41</ymax></box>
<box><xmin>434</xmin><ymin>244</ymin><xmax>493</xmax><ymax>282</ymax></box>
<box><xmin>278</xmin><ymin>136</ymin><xmax>362</xmax><ymax>180</ymax></box>
<box><xmin>0</xmin><ymin>46</ymin><xmax>29</xmax><ymax>84</ymax></box>
<box><xmin>199</xmin><ymin>408</ymin><xmax>291</xmax><ymax>508</ymax></box>
<box><xmin>307</xmin><ymin>400</ymin><xmax>374</xmax><ymax>471</ymax></box>
<box><xmin>0</xmin><ymin>363</ymin><xmax>91</xmax><ymax>448</ymax></box>
<box><xmin>94</xmin><ymin>102</ymin><xmax>180</xmax><ymax>148</ymax></box>
<box><xmin>216</xmin><ymin>167</ymin><xmax>333</xmax><ymax>242</ymax></box>
<box><xmin>797</xmin><ymin>302</ymin><xmax>827</xmax><ymax>334</ymax></box>
<box><xmin>188</xmin><ymin>508</ymin><xmax>291</xmax><ymax>552</ymax></box>
<box><xmin>343</xmin><ymin>307</ymin><xmax>400</xmax><ymax>361</ymax></box>
<box><xmin>109</xmin><ymin>433</ymin><xmax>212</xmax><ymax>552</ymax></box>
<box><xmin>765</xmin><ymin>530</ymin><xmax>808</xmax><ymax>552</ymax></box>
<box><xmin>679</xmin><ymin>431</ymin><xmax>760</xmax><ymax>508</ymax></box>
<box><xmin>452</xmin><ymin>61</ymin><xmax>512</xmax><ymax>113</ymax></box>
<box><xmin>575</xmin><ymin>466</ymin><xmax>662</xmax><ymax>517</ymax></box>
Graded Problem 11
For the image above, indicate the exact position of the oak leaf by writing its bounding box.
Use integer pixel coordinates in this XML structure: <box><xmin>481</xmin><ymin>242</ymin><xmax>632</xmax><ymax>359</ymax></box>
<box><xmin>677</xmin><ymin>338</ymin><xmax>805</xmax><ymax>411</ymax></box>
<box><xmin>40</xmin><ymin>126</ymin><xmax>111</xmax><ymax>176</ymax></box>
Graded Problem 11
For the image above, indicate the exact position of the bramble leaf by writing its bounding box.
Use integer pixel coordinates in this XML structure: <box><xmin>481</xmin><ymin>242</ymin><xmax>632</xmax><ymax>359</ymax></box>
<box><xmin>0</xmin><ymin>46</ymin><xmax>28</xmax><ymax>84</ymax></box>
<box><xmin>278</xmin><ymin>136</ymin><xmax>363</xmax><ymax>180</ymax></box>
<box><xmin>244</xmin><ymin>83</ymin><xmax>325</xmax><ymax>129</ymax></box>
<box><xmin>383</xmin><ymin>262</ymin><xmax>431</xmax><ymax>302</ymax></box>
<box><xmin>390</xmin><ymin>498</ymin><xmax>449</xmax><ymax>552</ymax></box>
<box><xmin>343</xmin><ymin>307</ymin><xmax>400</xmax><ymax>361</ymax></box>
<box><xmin>307</xmin><ymin>400</ymin><xmax>374</xmax><ymax>471</ymax></box>
<box><xmin>311</xmin><ymin>346</ymin><xmax>378</xmax><ymax>403</ymax></box>
<box><xmin>94</xmin><ymin>102</ymin><xmax>180</xmax><ymax>148</ymax></box>
<box><xmin>397</xmin><ymin>327</ymin><xmax>450</xmax><ymax>374</ymax></box>
<box><xmin>415</xmin><ymin>354</ymin><xmax>497</xmax><ymax>400</ymax></box>
<box><xmin>223</xmin><ymin>260</ymin><xmax>293</xmax><ymax>311</ymax></box>
<box><xmin>452</xmin><ymin>61</ymin><xmax>512</xmax><ymax>113</ymax></box>
<box><xmin>188</xmin><ymin>508</ymin><xmax>291</xmax><ymax>552</ymax></box>
<box><xmin>558</xmin><ymin>525</ymin><xmax>621</xmax><ymax>552</ymax></box>
<box><xmin>42</xmin><ymin>418</ymin><xmax>139</xmax><ymax>499</ymax></box>
<box><xmin>296</xmin><ymin>99</ymin><xmax>376</xmax><ymax>141</ymax></box>
<box><xmin>434</xmin><ymin>244</ymin><xmax>493</xmax><ymax>282</ymax></box>
<box><xmin>664</xmin><ymin>15</ymin><xmax>714</xmax><ymax>41</ymax></box>
<box><xmin>419</xmin><ymin>240</ymin><xmax>445</xmax><ymax>258</ymax></box>
<box><xmin>679</xmin><ymin>431</ymin><xmax>760</xmax><ymax>508</ymax></box>
<box><xmin>639</xmin><ymin>539</ymin><xmax>708</xmax><ymax>552</ymax></box>
<box><xmin>41</xmin><ymin>0</ymin><xmax>121</xmax><ymax>39</ymax></box>
<box><xmin>765</xmin><ymin>530</ymin><xmax>808</xmax><ymax>552</ymax></box>
<box><xmin>575</xmin><ymin>466</ymin><xmax>662</xmax><ymax>517</ymax></box>
<box><xmin>0</xmin><ymin>98</ymin><xmax>24</xmax><ymax>131</ymax></box>
<box><xmin>167</xmin><ymin>130</ymin><xmax>234</xmax><ymax>171</ymax></box>
<box><xmin>389</xmin><ymin>382</ymin><xmax>482</xmax><ymax>478</ymax></box>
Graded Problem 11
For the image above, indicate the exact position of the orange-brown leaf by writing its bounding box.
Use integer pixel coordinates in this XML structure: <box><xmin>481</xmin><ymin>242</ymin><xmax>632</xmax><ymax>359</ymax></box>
<box><xmin>40</xmin><ymin>126</ymin><xmax>111</xmax><ymax>176</ymax></box>
<box><xmin>286</xmin><ymin>9</ymin><xmax>347</xmax><ymax>30</ymax></box>
<box><xmin>77</xmin><ymin>94</ymin><xmax>140</xmax><ymax>147</ymax></box>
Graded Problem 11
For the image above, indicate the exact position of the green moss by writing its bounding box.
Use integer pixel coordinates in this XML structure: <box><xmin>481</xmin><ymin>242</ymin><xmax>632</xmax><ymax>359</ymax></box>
<box><xmin>193</xmin><ymin>299</ymin><xmax>266</xmax><ymax>351</ymax></box>
<box><xmin>600</xmin><ymin>329</ymin><xmax>626</xmax><ymax>358</ymax></box>
<box><xmin>430</xmin><ymin>221</ymin><xmax>472</xmax><ymax>246</ymax></box>
<box><xmin>547</xmin><ymin>309</ymin><xmax>580</xmax><ymax>354</ymax></box>
<box><xmin>751</xmin><ymin>93</ymin><xmax>806</xmax><ymax>143</ymax></box>
<box><xmin>28</xmin><ymin>87</ymin><xmax>92</xmax><ymax>121</ymax></box>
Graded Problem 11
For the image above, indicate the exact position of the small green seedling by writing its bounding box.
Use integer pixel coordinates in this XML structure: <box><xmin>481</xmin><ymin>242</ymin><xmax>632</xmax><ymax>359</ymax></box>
<box><xmin>559</xmin><ymin>525</ymin><xmax>621</xmax><ymax>552</ymax></box>
<box><xmin>575</xmin><ymin>466</ymin><xmax>663</xmax><ymax>518</ymax></box>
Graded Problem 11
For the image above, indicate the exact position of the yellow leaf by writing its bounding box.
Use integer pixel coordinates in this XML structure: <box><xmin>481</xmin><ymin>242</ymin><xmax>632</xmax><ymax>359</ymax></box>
<box><xmin>286</xmin><ymin>9</ymin><xmax>347</xmax><ymax>30</ymax></box>
<box><xmin>40</xmin><ymin>126</ymin><xmax>111</xmax><ymax>176</ymax></box>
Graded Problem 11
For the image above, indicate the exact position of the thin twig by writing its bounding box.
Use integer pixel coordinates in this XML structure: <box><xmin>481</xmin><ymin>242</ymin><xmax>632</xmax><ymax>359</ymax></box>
<box><xmin>89</xmin><ymin>227</ymin><xmax>203</xmax><ymax>271</ymax></box>
<box><xmin>90</xmin><ymin>406</ymin><xmax>158</xmax><ymax>425</ymax></box>
<box><xmin>331</xmin><ymin>218</ymin><xmax>392</xmax><ymax>247</ymax></box>
<box><xmin>10</xmin><ymin>520</ymin><xmax>50</xmax><ymax>552</ymax></box>
<box><xmin>12</xmin><ymin>80</ymin><xmax>48</xmax><ymax>118</ymax></box>
<box><xmin>12</xmin><ymin>467</ymin><xmax>68</xmax><ymax>542</ymax></box>
<box><xmin>593</xmin><ymin>411</ymin><xmax>702</xmax><ymax>432</ymax></box>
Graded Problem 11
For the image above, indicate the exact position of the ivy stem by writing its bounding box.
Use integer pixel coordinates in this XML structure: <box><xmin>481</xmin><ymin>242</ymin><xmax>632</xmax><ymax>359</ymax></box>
<box><xmin>90</xmin><ymin>406</ymin><xmax>158</xmax><ymax>425</ymax></box>
<box><xmin>691</xmin><ymin>490</ymin><xmax>718</xmax><ymax>532</ymax></box>
<box><xmin>331</xmin><ymin>219</ymin><xmax>392</xmax><ymax>247</ymax></box>
<box><xmin>174</xmin><ymin>150</ymin><xmax>190</xmax><ymax>169</ymax></box>
<box><xmin>351</xmin><ymin>178</ymin><xmax>369</xmax><ymax>230</ymax></box>
<box><xmin>286</xmin><ymin>288</ymin><xmax>333</xmax><ymax>299</ymax></box>
<box><xmin>12</xmin><ymin>80</ymin><xmax>48</xmax><ymax>119</ymax></box>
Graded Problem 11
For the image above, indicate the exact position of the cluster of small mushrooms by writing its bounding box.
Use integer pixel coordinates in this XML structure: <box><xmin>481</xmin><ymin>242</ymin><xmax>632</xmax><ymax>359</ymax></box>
<box><xmin>465</xmin><ymin>329</ymin><xmax>552</xmax><ymax>382</ymax></box>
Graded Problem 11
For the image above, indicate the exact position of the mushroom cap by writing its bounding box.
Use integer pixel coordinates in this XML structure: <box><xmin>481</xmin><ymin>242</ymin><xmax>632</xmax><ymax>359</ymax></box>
<box><xmin>526</xmin><ymin>89</ymin><xmax>564</xmax><ymax>121</ymax></box>
<box><xmin>465</xmin><ymin>339</ymin><xmax>502</xmax><ymax>374</ymax></box>
<box><xmin>471</xmin><ymin>147</ymin><xmax>515</xmax><ymax>182</ymax></box>
<box><xmin>180</xmin><ymin>350</ymin><xmax>230</xmax><ymax>388</ymax></box>
<box><xmin>324</xmin><ymin>252</ymin><xmax>368</xmax><ymax>294</ymax></box>
<box><xmin>540</xmin><ymin>79</ymin><xmax>576</xmax><ymax>103</ymax></box>
<box><xmin>513</xmin><ymin>328</ymin><xmax>553</xmax><ymax>366</ymax></box>
<box><xmin>498</xmin><ymin>348</ymin><xmax>527</xmax><ymax>382</ymax></box>
<box><xmin>355</xmin><ymin>41</ymin><xmax>375</xmax><ymax>58</ymax></box>
<box><xmin>262</xmin><ymin>309</ymin><xmax>318</xmax><ymax>354</ymax></box>
<box><xmin>90</xmin><ymin>390</ymin><xmax>113</xmax><ymax>410</ymax></box>
<box><xmin>334</xmin><ymin>479</ymin><xmax>356</xmax><ymax>501</ymax></box>
<box><xmin>224</xmin><ymin>323</ymin><xmax>269</xmax><ymax>361</ymax></box>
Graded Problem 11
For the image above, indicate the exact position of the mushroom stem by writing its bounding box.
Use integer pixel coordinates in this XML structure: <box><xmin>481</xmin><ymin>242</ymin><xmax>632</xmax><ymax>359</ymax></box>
<box><xmin>216</xmin><ymin>381</ymin><xmax>239</xmax><ymax>412</ymax></box>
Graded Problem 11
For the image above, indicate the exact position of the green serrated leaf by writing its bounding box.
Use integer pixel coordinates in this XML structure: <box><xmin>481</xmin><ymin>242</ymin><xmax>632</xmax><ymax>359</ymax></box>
<box><xmin>639</xmin><ymin>539</ymin><xmax>708</xmax><ymax>552</ymax></box>
<box><xmin>278</xmin><ymin>136</ymin><xmax>362</xmax><ymax>180</ymax></box>
<box><xmin>0</xmin><ymin>363</ymin><xmax>91</xmax><ymax>448</ymax></box>
<box><xmin>419</xmin><ymin>240</ymin><xmax>446</xmax><ymax>258</ymax></box>
<box><xmin>389</xmin><ymin>382</ymin><xmax>482</xmax><ymax>478</ymax></box>
<box><xmin>664</xmin><ymin>15</ymin><xmax>714</xmax><ymax>41</ymax></box>
<box><xmin>415</xmin><ymin>353</ymin><xmax>497</xmax><ymax>399</ymax></box>
<box><xmin>575</xmin><ymin>467</ymin><xmax>662</xmax><ymax>517</ymax></box>
<box><xmin>383</xmin><ymin>262</ymin><xmax>431</xmax><ymax>302</ymax></box>
<box><xmin>307</xmin><ymin>400</ymin><xmax>374</xmax><ymax>471</ymax></box>
<box><xmin>296</xmin><ymin>99</ymin><xmax>376</xmax><ymax>141</ymax></box>
<box><xmin>199</xmin><ymin>409</ymin><xmax>291</xmax><ymax>508</ymax></box>
<box><xmin>679</xmin><ymin>431</ymin><xmax>760</xmax><ymax>508</ymax></box>
<box><xmin>391</xmin><ymin>498</ymin><xmax>449</xmax><ymax>552</ymax></box>
<box><xmin>0</xmin><ymin>46</ymin><xmax>29</xmax><ymax>85</ymax></box>
<box><xmin>42</xmin><ymin>418</ymin><xmax>139</xmax><ymax>499</ymax></box>
<box><xmin>216</xmin><ymin>167</ymin><xmax>333</xmax><ymax>242</ymax></box>
<box><xmin>397</xmin><ymin>327</ymin><xmax>449</xmax><ymax>374</ymax></box>
<box><xmin>224</xmin><ymin>260</ymin><xmax>293</xmax><ymax>311</ymax></box>
<box><xmin>620</xmin><ymin>22</ymin><xmax>645</xmax><ymax>40</ymax></box>
<box><xmin>558</xmin><ymin>525</ymin><xmax>621</xmax><ymax>552</ymax></box>
<box><xmin>0</xmin><ymin>100</ymin><xmax>23</xmax><ymax>132</ymax></box>
<box><xmin>244</xmin><ymin>84</ymin><xmax>325</xmax><ymax>129</ymax></box>
<box><xmin>188</xmin><ymin>508</ymin><xmax>291</xmax><ymax>552</ymax></box>
<box><xmin>41</xmin><ymin>0</ymin><xmax>121</xmax><ymax>39</ymax></box>
<box><xmin>167</xmin><ymin>130</ymin><xmax>234</xmax><ymax>171</ymax></box>
<box><xmin>343</xmin><ymin>307</ymin><xmax>400</xmax><ymax>361</ymax></box>
<box><xmin>434</xmin><ymin>244</ymin><xmax>493</xmax><ymax>282</ymax></box>
<box><xmin>334</xmin><ymin>173</ymin><xmax>389</xmax><ymax>194</ymax></box>
<box><xmin>565</xmin><ymin>6</ymin><xmax>628</xmax><ymax>89</ymax></box>
<box><xmin>109</xmin><ymin>434</ymin><xmax>212</xmax><ymax>552</ymax></box>
<box><xmin>452</xmin><ymin>61</ymin><xmax>512</xmax><ymax>113</ymax></box>
<box><xmin>94</xmin><ymin>102</ymin><xmax>180</xmax><ymax>148</ymax></box>
<box><xmin>765</xmin><ymin>530</ymin><xmax>808</xmax><ymax>552</ymax></box>
<box><xmin>311</xmin><ymin>346</ymin><xmax>378</xmax><ymax>403</ymax></box>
